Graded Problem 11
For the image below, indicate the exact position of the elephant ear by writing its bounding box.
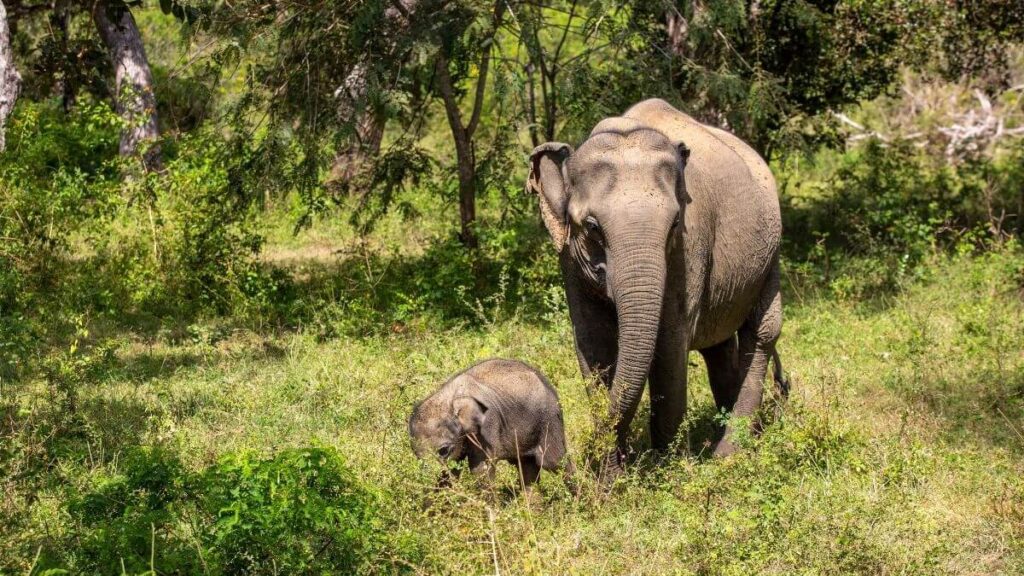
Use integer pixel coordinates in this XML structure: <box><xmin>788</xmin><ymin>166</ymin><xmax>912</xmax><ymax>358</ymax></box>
<box><xmin>677</xmin><ymin>141</ymin><xmax>691</xmax><ymax>166</ymax></box>
<box><xmin>526</xmin><ymin>142</ymin><xmax>574</xmax><ymax>252</ymax></box>
<box><xmin>675</xmin><ymin>140</ymin><xmax>692</xmax><ymax>206</ymax></box>
<box><xmin>452</xmin><ymin>374</ymin><xmax>490</xmax><ymax>439</ymax></box>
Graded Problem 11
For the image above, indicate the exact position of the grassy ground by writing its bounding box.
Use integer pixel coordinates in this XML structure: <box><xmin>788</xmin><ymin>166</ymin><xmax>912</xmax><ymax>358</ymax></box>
<box><xmin>3</xmin><ymin>214</ymin><xmax>1024</xmax><ymax>573</ymax></box>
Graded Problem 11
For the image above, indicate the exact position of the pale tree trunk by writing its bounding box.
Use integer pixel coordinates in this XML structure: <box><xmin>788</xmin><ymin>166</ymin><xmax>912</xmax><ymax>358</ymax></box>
<box><xmin>328</xmin><ymin>61</ymin><xmax>386</xmax><ymax>192</ymax></box>
<box><xmin>328</xmin><ymin>0</ymin><xmax>417</xmax><ymax>193</ymax></box>
<box><xmin>0</xmin><ymin>0</ymin><xmax>21</xmax><ymax>152</ymax></box>
<box><xmin>330</xmin><ymin>108</ymin><xmax>385</xmax><ymax>189</ymax></box>
<box><xmin>92</xmin><ymin>0</ymin><xmax>161</xmax><ymax>170</ymax></box>
<box><xmin>666</xmin><ymin>9</ymin><xmax>687</xmax><ymax>56</ymax></box>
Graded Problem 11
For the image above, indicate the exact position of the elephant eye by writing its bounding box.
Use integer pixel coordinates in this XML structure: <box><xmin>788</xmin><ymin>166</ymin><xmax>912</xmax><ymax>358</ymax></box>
<box><xmin>584</xmin><ymin>216</ymin><xmax>601</xmax><ymax>233</ymax></box>
<box><xmin>671</xmin><ymin>214</ymin><xmax>681</xmax><ymax>230</ymax></box>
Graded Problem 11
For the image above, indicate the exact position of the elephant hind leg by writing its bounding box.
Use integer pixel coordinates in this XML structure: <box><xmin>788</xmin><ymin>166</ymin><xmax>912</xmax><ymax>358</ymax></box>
<box><xmin>714</xmin><ymin>264</ymin><xmax>782</xmax><ymax>458</ymax></box>
<box><xmin>772</xmin><ymin>350</ymin><xmax>789</xmax><ymax>399</ymax></box>
<box><xmin>517</xmin><ymin>457</ymin><xmax>541</xmax><ymax>488</ymax></box>
<box><xmin>700</xmin><ymin>334</ymin><xmax>741</xmax><ymax>412</ymax></box>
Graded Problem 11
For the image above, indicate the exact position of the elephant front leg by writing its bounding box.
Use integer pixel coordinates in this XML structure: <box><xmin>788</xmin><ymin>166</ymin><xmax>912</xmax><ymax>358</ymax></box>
<box><xmin>649</xmin><ymin>308</ymin><xmax>688</xmax><ymax>452</ymax></box>
<box><xmin>564</xmin><ymin>281</ymin><xmax>624</xmax><ymax>481</ymax></box>
<box><xmin>468</xmin><ymin>448</ymin><xmax>496</xmax><ymax>489</ymax></box>
<box><xmin>566</xmin><ymin>284</ymin><xmax>618</xmax><ymax>389</ymax></box>
<box><xmin>516</xmin><ymin>457</ymin><xmax>541</xmax><ymax>488</ymax></box>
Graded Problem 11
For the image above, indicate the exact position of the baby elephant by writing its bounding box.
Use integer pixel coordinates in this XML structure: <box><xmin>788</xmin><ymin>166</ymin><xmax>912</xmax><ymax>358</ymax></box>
<box><xmin>409</xmin><ymin>358</ymin><xmax>571</xmax><ymax>487</ymax></box>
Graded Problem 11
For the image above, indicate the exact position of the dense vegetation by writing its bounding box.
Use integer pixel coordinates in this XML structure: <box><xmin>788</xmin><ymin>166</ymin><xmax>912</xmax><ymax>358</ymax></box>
<box><xmin>1</xmin><ymin>1</ymin><xmax>1022</xmax><ymax>573</ymax></box>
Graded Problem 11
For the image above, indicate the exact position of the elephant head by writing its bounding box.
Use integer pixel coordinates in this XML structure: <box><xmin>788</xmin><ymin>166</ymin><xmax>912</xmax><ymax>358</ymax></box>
<box><xmin>527</xmin><ymin>118</ymin><xmax>690</xmax><ymax>449</ymax></box>
<box><xmin>408</xmin><ymin>374</ymin><xmax>491</xmax><ymax>463</ymax></box>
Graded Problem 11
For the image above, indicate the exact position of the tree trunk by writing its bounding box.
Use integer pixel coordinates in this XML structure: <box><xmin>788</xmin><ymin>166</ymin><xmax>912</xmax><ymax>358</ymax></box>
<box><xmin>328</xmin><ymin>61</ymin><xmax>386</xmax><ymax>193</ymax></box>
<box><xmin>329</xmin><ymin>109</ymin><xmax>385</xmax><ymax>191</ymax></box>
<box><xmin>436</xmin><ymin>54</ymin><xmax>479</xmax><ymax>249</ymax></box>
<box><xmin>433</xmin><ymin>0</ymin><xmax>502</xmax><ymax>250</ymax></box>
<box><xmin>0</xmin><ymin>0</ymin><xmax>21</xmax><ymax>152</ymax></box>
<box><xmin>455</xmin><ymin>142</ymin><xmax>478</xmax><ymax>249</ymax></box>
<box><xmin>329</xmin><ymin>0</ymin><xmax>417</xmax><ymax>193</ymax></box>
<box><xmin>666</xmin><ymin>9</ymin><xmax>687</xmax><ymax>56</ymax></box>
<box><xmin>51</xmin><ymin>2</ymin><xmax>76</xmax><ymax>113</ymax></box>
<box><xmin>92</xmin><ymin>0</ymin><xmax>161</xmax><ymax>170</ymax></box>
<box><xmin>525</xmin><ymin>62</ymin><xmax>540</xmax><ymax>148</ymax></box>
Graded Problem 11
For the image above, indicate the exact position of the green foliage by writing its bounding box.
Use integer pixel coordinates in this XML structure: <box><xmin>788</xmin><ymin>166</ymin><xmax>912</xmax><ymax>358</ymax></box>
<box><xmin>781</xmin><ymin>138</ymin><xmax>1024</xmax><ymax>297</ymax></box>
<box><xmin>0</xmin><ymin>99</ymin><xmax>121</xmax><ymax>377</ymax></box>
<box><xmin>48</xmin><ymin>446</ymin><xmax>416</xmax><ymax>574</ymax></box>
<box><xmin>622</xmin><ymin>0</ymin><xmax>928</xmax><ymax>156</ymax></box>
<box><xmin>0</xmin><ymin>99</ymin><xmax>291</xmax><ymax>382</ymax></box>
<box><xmin>349</xmin><ymin>139</ymin><xmax>436</xmax><ymax>234</ymax></box>
<box><xmin>69</xmin><ymin>447</ymin><xmax>198</xmax><ymax>574</ymax></box>
<box><xmin>154</xmin><ymin>133</ymin><xmax>278</xmax><ymax>314</ymax></box>
<box><xmin>201</xmin><ymin>448</ymin><xmax>402</xmax><ymax>574</ymax></box>
<box><xmin>299</xmin><ymin>213</ymin><xmax>561</xmax><ymax>340</ymax></box>
<box><xmin>938</xmin><ymin>0</ymin><xmax>1024</xmax><ymax>88</ymax></box>
<box><xmin>152</xmin><ymin>64</ymin><xmax>217</xmax><ymax>136</ymax></box>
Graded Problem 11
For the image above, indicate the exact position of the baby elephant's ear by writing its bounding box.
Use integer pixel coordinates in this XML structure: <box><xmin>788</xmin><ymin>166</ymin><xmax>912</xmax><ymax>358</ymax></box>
<box><xmin>452</xmin><ymin>394</ymin><xmax>486</xmax><ymax>436</ymax></box>
<box><xmin>452</xmin><ymin>373</ymin><xmax>490</xmax><ymax>435</ymax></box>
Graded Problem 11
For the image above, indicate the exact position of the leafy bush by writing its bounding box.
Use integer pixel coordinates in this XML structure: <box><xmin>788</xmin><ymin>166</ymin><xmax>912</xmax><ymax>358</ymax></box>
<box><xmin>201</xmin><ymin>448</ymin><xmax>401</xmax><ymax>574</ymax></box>
<box><xmin>69</xmin><ymin>447</ymin><xmax>199</xmax><ymax>574</ymax></box>
<box><xmin>0</xmin><ymin>99</ymin><xmax>292</xmax><ymax>382</ymax></box>
<box><xmin>298</xmin><ymin>212</ymin><xmax>561</xmax><ymax>339</ymax></box>
<box><xmin>52</xmin><ymin>446</ymin><xmax>417</xmax><ymax>575</ymax></box>
<box><xmin>781</xmin><ymin>138</ymin><xmax>1024</xmax><ymax>297</ymax></box>
<box><xmin>0</xmin><ymin>99</ymin><xmax>121</xmax><ymax>377</ymax></box>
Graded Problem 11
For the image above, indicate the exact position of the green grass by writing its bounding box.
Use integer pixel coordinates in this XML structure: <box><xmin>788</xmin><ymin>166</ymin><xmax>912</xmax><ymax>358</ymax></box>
<box><xmin>3</xmin><ymin>227</ymin><xmax>1023</xmax><ymax>573</ymax></box>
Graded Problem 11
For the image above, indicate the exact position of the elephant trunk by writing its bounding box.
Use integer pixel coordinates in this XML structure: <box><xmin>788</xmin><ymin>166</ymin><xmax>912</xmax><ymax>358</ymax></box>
<box><xmin>607</xmin><ymin>228</ymin><xmax>668</xmax><ymax>448</ymax></box>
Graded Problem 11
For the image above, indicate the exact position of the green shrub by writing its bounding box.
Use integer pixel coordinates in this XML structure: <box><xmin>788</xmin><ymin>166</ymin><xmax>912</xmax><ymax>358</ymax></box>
<box><xmin>200</xmin><ymin>448</ymin><xmax>401</xmax><ymax>574</ymax></box>
<box><xmin>0</xmin><ymin>99</ymin><xmax>121</xmax><ymax>378</ymax></box>
<box><xmin>69</xmin><ymin>447</ymin><xmax>199</xmax><ymax>574</ymax></box>
<box><xmin>0</xmin><ymin>99</ymin><xmax>290</xmax><ymax>380</ymax></box>
<box><xmin>781</xmin><ymin>138</ymin><xmax>1024</xmax><ymax>297</ymax></box>
<box><xmin>49</xmin><ymin>446</ymin><xmax>417</xmax><ymax>575</ymax></box>
<box><xmin>297</xmin><ymin>213</ymin><xmax>561</xmax><ymax>339</ymax></box>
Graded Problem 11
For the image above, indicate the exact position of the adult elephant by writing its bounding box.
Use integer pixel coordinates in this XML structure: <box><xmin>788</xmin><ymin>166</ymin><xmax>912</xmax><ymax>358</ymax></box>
<box><xmin>526</xmin><ymin>98</ymin><xmax>786</xmax><ymax>472</ymax></box>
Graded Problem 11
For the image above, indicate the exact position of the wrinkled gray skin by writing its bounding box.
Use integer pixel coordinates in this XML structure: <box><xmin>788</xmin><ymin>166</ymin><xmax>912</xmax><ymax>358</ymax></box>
<box><xmin>526</xmin><ymin>98</ymin><xmax>786</xmax><ymax>472</ymax></box>
<box><xmin>409</xmin><ymin>358</ymin><xmax>570</xmax><ymax>487</ymax></box>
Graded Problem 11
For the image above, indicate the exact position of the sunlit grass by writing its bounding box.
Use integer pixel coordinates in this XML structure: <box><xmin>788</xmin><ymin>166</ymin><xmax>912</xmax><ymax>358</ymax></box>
<box><xmin>4</xmin><ymin>241</ymin><xmax>1022</xmax><ymax>573</ymax></box>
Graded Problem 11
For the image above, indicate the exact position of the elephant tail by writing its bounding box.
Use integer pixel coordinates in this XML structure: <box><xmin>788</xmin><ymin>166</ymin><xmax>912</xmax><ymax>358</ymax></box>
<box><xmin>772</xmin><ymin>350</ymin><xmax>790</xmax><ymax>399</ymax></box>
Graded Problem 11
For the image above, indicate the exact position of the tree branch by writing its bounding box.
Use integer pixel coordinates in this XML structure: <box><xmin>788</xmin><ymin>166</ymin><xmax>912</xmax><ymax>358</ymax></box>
<box><xmin>466</xmin><ymin>0</ymin><xmax>503</xmax><ymax>139</ymax></box>
<box><xmin>435</xmin><ymin>50</ymin><xmax>465</xmax><ymax>137</ymax></box>
<box><xmin>553</xmin><ymin>0</ymin><xmax>578</xmax><ymax>65</ymax></box>
<box><xmin>387</xmin><ymin>0</ymin><xmax>411</xmax><ymax>19</ymax></box>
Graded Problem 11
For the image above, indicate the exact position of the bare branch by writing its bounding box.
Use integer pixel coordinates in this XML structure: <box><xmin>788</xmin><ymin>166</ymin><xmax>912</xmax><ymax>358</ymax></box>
<box><xmin>552</xmin><ymin>0</ymin><xmax>578</xmax><ymax>65</ymax></box>
<box><xmin>466</xmin><ymin>0</ymin><xmax>504</xmax><ymax>138</ymax></box>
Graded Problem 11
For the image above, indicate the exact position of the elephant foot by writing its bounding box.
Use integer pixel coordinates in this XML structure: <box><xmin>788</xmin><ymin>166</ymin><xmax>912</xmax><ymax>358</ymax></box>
<box><xmin>520</xmin><ymin>486</ymin><xmax>542</xmax><ymax>509</ymax></box>
<box><xmin>712</xmin><ymin>437</ymin><xmax>738</xmax><ymax>458</ymax></box>
<box><xmin>598</xmin><ymin>447</ymin><xmax>627</xmax><ymax>488</ymax></box>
